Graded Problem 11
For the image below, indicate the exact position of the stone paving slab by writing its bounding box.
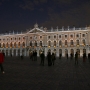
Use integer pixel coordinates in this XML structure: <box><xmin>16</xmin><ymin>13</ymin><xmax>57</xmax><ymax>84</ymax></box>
<box><xmin>0</xmin><ymin>57</ymin><xmax>90</xmax><ymax>90</ymax></box>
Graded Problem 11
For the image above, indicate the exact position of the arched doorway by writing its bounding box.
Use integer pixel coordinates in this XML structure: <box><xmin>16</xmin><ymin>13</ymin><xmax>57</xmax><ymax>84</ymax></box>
<box><xmin>53</xmin><ymin>49</ymin><xmax>56</xmax><ymax>55</ymax></box>
<box><xmin>59</xmin><ymin>49</ymin><xmax>62</xmax><ymax>58</ymax></box>
<box><xmin>13</xmin><ymin>49</ymin><xmax>16</xmax><ymax>56</ymax></box>
<box><xmin>70</xmin><ymin>49</ymin><xmax>74</xmax><ymax>58</ymax></box>
<box><xmin>6</xmin><ymin>50</ymin><xmax>8</xmax><ymax>56</ymax></box>
<box><xmin>65</xmin><ymin>49</ymin><xmax>68</xmax><ymax>57</ymax></box>
<box><xmin>83</xmin><ymin>49</ymin><xmax>86</xmax><ymax>54</ymax></box>
<box><xmin>18</xmin><ymin>49</ymin><xmax>20</xmax><ymax>56</ymax></box>
<box><xmin>77</xmin><ymin>49</ymin><xmax>80</xmax><ymax>57</ymax></box>
<box><xmin>10</xmin><ymin>49</ymin><xmax>12</xmax><ymax>56</ymax></box>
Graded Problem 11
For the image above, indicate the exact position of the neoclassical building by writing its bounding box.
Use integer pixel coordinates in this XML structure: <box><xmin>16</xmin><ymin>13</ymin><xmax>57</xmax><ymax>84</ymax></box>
<box><xmin>0</xmin><ymin>24</ymin><xmax>90</xmax><ymax>57</ymax></box>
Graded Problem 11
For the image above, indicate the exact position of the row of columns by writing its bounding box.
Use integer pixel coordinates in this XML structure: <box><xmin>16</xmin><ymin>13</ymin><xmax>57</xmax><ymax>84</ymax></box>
<box><xmin>0</xmin><ymin>46</ymin><xmax>89</xmax><ymax>57</ymax></box>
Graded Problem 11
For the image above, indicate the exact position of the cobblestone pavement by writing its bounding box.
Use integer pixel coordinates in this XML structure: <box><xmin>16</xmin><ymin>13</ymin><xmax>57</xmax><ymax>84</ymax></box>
<box><xmin>0</xmin><ymin>56</ymin><xmax>90</xmax><ymax>90</ymax></box>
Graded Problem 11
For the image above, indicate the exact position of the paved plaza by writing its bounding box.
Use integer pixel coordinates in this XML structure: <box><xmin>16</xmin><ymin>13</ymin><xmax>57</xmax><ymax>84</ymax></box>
<box><xmin>0</xmin><ymin>56</ymin><xmax>90</xmax><ymax>90</ymax></box>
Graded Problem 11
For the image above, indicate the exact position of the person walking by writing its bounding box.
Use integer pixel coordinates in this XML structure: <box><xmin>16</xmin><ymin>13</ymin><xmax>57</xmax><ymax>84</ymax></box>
<box><xmin>75</xmin><ymin>52</ymin><xmax>78</xmax><ymax>65</ymax></box>
<box><xmin>40</xmin><ymin>52</ymin><xmax>45</xmax><ymax>66</ymax></box>
<box><xmin>47</xmin><ymin>52</ymin><xmax>52</xmax><ymax>66</ymax></box>
<box><xmin>66</xmin><ymin>53</ymin><xmax>68</xmax><ymax>60</ymax></box>
<box><xmin>51</xmin><ymin>52</ymin><xmax>56</xmax><ymax>65</ymax></box>
<box><xmin>0</xmin><ymin>51</ymin><xmax>5</xmax><ymax>74</ymax></box>
<box><xmin>83</xmin><ymin>53</ymin><xmax>86</xmax><ymax>62</ymax></box>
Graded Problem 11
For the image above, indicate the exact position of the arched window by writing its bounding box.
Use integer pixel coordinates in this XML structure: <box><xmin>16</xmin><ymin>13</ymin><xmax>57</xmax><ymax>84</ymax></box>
<box><xmin>34</xmin><ymin>41</ymin><xmax>37</xmax><ymax>46</ymax></box>
<box><xmin>6</xmin><ymin>42</ymin><xmax>8</xmax><ymax>48</ymax></box>
<box><xmin>18</xmin><ymin>42</ymin><xmax>20</xmax><ymax>47</ymax></box>
<box><xmin>0</xmin><ymin>43</ymin><xmax>1</xmax><ymax>48</ymax></box>
<box><xmin>30</xmin><ymin>41</ymin><xmax>32</xmax><ymax>47</ymax></box>
<box><xmin>48</xmin><ymin>36</ymin><xmax>50</xmax><ymax>39</ymax></box>
<box><xmin>3</xmin><ymin>43</ymin><xmax>5</xmax><ymax>48</ymax></box>
<box><xmin>59</xmin><ymin>41</ymin><xmax>62</xmax><ymax>46</ymax></box>
<box><xmin>10</xmin><ymin>42</ymin><xmax>12</xmax><ymax>48</ymax></box>
<box><xmin>54</xmin><ymin>35</ymin><xmax>56</xmax><ymax>38</ymax></box>
<box><xmin>65</xmin><ymin>40</ymin><xmax>67</xmax><ymax>45</ymax></box>
<box><xmin>40</xmin><ymin>41</ymin><xmax>42</xmax><ymax>46</ymax></box>
<box><xmin>54</xmin><ymin>41</ymin><xmax>56</xmax><ymax>46</ymax></box>
<box><xmin>22</xmin><ymin>42</ymin><xmax>25</xmax><ymax>47</ymax></box>
<box><xmin>71</xmin><ymin>40</ymin><xmax>73</xmax><ymax>45</ymax></box>
<box><xmin>48</xmin><ymin>41</ymin><xmax>51</xmax><ymax>46</ymax></box>
<box><xmin>76</xmin><ymin>40</ymin><xmax>79</xmax><ymax>45</ymax></box>
<box><xmin>82</xmin><ymin>39</ymin><xmax>85</xmax><ymax>45</ymax></box>
<box><xmin>14</xmin><ymin>42</ymin><xmax>16</xmax><ymax>48</ymax></box>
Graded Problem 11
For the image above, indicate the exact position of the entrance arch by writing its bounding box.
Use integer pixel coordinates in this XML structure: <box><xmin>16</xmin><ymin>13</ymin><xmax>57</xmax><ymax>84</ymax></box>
<box><xmin>13</xmin><ymin>49</ymin><xmax>16</xmax><ymax>56</ymax></box>
<box><xmin>83</xmin><ymin>49</ymin><xmax>86</xmax><ymax>54</ymax></box>
<box><xmin>77</xmin><ymin>49</ymin><xmax>80</xmax><ymax>57</ymax></box>
<box><xmin>10</xmin><ymin>49</ymin><xmax>12</xmax><ymax>56</ymax></box>
<box><xmin>70</xmin><ymin>49</ymin><xmax>74</xmax><ymax>57</ymax></box>
<box><xmin>18</xmin><ymin>49</ymin><xmax>20</xmax><ymax>56</ymax></box>
<box><xmin>65</xmin><ymin>49</ymin><xmax>68</xmax><ymax>57</ymax></box>
<box><xmin>6</xmin><ymin>50</ymin><xmax>8</xmax><ymax>56</ymax></box>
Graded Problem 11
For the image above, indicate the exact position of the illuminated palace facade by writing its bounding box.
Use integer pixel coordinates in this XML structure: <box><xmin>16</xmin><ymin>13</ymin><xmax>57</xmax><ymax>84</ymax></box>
<box><xmin>0</xmin><ymin>24</ymin><xmax>90</xmax><ymax>57</ymax></box>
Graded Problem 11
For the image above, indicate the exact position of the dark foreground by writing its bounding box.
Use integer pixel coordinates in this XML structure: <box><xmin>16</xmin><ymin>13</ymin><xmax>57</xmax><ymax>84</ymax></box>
<box><xmin>0</xmin><ymin>57</ymin><xmax>90</xmax><ymax>90</ymax></box>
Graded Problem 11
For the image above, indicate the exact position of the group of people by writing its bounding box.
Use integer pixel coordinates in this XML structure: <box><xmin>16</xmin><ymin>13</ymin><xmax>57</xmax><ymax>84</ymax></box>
<box><xmin>0</xmin><ymin>51</ymin><xmax>5</xmax><ymax>74</ymax></box>
<box><xmin>29</xmin><ymin>51</ymin><xmax>37</xmax><ymax>61</ymax></box>
<box><xmin>40</xmin><ymin>51</ymin><xmax>56</xmax><ymax>66</ymax></box>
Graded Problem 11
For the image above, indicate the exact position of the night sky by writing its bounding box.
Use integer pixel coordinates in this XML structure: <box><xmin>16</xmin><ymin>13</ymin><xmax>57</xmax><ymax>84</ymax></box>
<box><xmin>0</xmin><ymin>0</ymin><xmax>90</xmax><ymax>33</ymax></box>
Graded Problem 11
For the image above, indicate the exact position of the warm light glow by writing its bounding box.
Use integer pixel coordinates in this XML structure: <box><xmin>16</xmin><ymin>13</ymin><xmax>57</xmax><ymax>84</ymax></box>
<box><xmin>77</xmin><ymin>45</ymin><xmax>79</xmax><ymax>47</ymax></box>
<box><xmin>60</xmin><ymin>46</ymin><xmax>61</xmax><ymax>47</ymax></box>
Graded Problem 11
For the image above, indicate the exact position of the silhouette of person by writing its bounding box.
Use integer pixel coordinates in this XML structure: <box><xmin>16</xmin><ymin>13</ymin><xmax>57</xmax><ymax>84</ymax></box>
<box><xmin>75</xmin><ymin>52</ymin><xmax>78</xmax><ymax>64</ymax></box>
<box><xmin>47</xmin><ymin>52</ymin><xmax>52</xmax><ymax>66</ymax></box>
<box><xmin>83</xmin><ymin>53</ymin><xmax>86</xmax><ymax>62</ymax></box>
<box><xmin>40</xmin><ymin>51</ymin><xmax>45</xmax><ymax>66</ymax></box>
<box><xmin>0</xmin><ymin>51</ymin><xmax>5</xmax><ymax>74</ymax></box>
<box><xmin>51</xmin><ymin>52</ymin><xmax>56</xmax><ymax>65</ymax></box>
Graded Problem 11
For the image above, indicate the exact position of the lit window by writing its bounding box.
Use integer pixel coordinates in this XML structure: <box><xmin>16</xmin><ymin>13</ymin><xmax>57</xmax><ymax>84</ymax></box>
<box><xmin>65</xmin><ymin>40</ymin><xmax>67</xmax><ymax>45</ymax></box>
<box><xmin>59</xmin><ymin>41</ymin><xmax>62</xmax><ymax>46</ymax></box>
<box><xmin>82</xmin><ymin>39</ymin><xmax>85</xmax><ymax>45</ymax></box>
<box><xmin>71</xmin><ymin>40</ymin><xmax>73</xmax><ymax>45</ymax></box>
<box><xmin>76</xmin><ymin>40</ymin><xmax>79</xmax><ymax>45</ymax></box>
<box><xmin>54</xmin><ymin>41</ymin><xmax>56</xmax><ymax>46</ymax></box>
<box><xmin>48</xmin><ymin>41</ymin><xmax>51</xmax><ymax>46</ymax></box>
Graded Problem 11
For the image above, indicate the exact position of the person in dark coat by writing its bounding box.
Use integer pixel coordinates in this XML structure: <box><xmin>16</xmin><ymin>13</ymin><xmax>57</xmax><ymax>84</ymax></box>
<box><xmin>21</xmin><ymin>55</ymin><xmax>23</xmax><ymax>60</ymax></box>
<box><xmin>0</xmin><ymin>51</ymin><xmax>5</xmax><ymax>74</ymax></box>
<box><xmin>75</xmin><ymin>52</ymin><xmax>78</xmax><ymax>64</ymax></box>
<box><xmin>51</xmin><ymin>53</ymin><xmax>56</xmax><ymax>65</ymax></box>
<box><xmin>88</xmin><ymin>53</ymin><xmax>90</xmax><ymax>62</ymax></box>
<box><xmin>59</xmin><ymin>53</ymin><xmax>62</xmax><ymax>59</ymax></box>
<box><xmin>66</xmin><ymin>53</ymin><xmax>68</xmax><ymax>60</ymax></box>
<box><xmin>83</xmin><ymin>53</ymin><xmax>86</xmax><ymax>62</ymax></box>
<box><xmin>47</xmin><ymin>52</ymin><xmax>52</xmax><ymax>66</ymax></box>
<box><xmin>40</xmin><ymin>52</ymin><xmax>45</xmax><ymax>66</ymax></box>
<box><xmin>34</xmin><ymin>51</ymin><xmax>37</xmax><ymax>61</ymax></box>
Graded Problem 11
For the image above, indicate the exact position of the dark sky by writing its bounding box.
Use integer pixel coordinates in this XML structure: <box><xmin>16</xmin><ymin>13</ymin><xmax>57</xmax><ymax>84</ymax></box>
<box><xmin>0</xmin><ymin>0</ymin><xmax>90</xmax><ymax>33</ymax></box>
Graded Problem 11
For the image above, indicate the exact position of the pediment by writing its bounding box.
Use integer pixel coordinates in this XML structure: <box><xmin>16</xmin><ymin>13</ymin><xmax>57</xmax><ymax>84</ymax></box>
<box><xmin>27</xmin><ymin>28</ymin><xmax>45</xmax><ymax>33</ymax></box>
